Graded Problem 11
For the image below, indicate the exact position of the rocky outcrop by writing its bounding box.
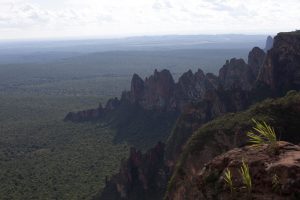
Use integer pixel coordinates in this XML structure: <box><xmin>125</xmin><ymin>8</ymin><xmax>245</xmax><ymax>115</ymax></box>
<box><xmin>165</xmin><ymin>85</ymin><xmax>255</xmax><ymax>164</ymax></box>
<box><xmin>248</xmin><ymin>47</ymin><xmax>266</xmax><ymax>77</ymax></box>
<box><xmin>218</xmin><ymin>46</ymin><xmax>266</xmax><ymax>91</ymax></box>
<box><xmin>265</xmin><ymin>35</ymin><xmax>274</xmax><ymax>52</ymax></box>
<box><xmin>130</xmin><ymin>74</ymin><xmax>145</xmax><ymax>103</ymax></box>
<box><xmin>105</xmin><ymin>97</ymin><xmax>121</xmax><ymax>110</ymax></box>
<box><xmin>124</xmin><ymin>69</ymin><xmax>219</xmax><ymax>111</ymax></box>
<box><xmin>258</xmin><ymin>32</ymin><xmax>300</xmax><ymax>96</ymax></box>
<box><xmin>175</xmin><ymin>70</ymin><xmax>219</xmax><ymax>110</ymax></box>
<box><xmin>219</xmin><ymin>58</ymin><xmax>255</xmax><ymax>91</ymax></box>
<box><xmin>64</xmin><ymin>98</ymin><xmax>121</xmax><ymax>122</ymax></box>
<box><xmin>180</xmin><ymin>141</ymin><xmax>300</xmax><ymax>200</ymax></box>
<box><xmin>96</xmin><ymin>142</ymin><xmax>169</xmax><ymax>200</ymax></box>
<box><xmin>64</xmin><ymin>104</ymin><xmax>104</xmax><ymax>122</ymax></box>
<box><xmin>129</xmin><ymin>69</ymin><xmax>176</xmax><ymax>111</ymax></box>
<box><xmin>165</xmin><ymin>91</ymin><xmax>300</xmax><ymax>200</ymax></box>
<box><xmin>64</xmin><ymin>68</ymin><xmax>220</xmax><ymax>122</ymax></box>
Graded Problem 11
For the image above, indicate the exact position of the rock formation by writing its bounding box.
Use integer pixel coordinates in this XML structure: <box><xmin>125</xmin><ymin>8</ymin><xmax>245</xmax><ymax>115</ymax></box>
<box><xmin>248</xmin><ymin>46</ymin><xmax>266</xmax><ymax>77</ymax></box>
<box><xmin>65</xmin><ymin>44</ymin><xmax>263</xmax><ymax>123</ymax></box>
<box><xmin>64</xmin><ymin>104</ymin><xmax>104</xmax><ymax>122</ymax></box>
<box><xmin>258</xmin><ymin>32</ymin><xmax>300</xmax><ymax>96</ymax></box>
<box><xmin>219</xmin><ymin>58</ymin><xmax>255</xmax><ymax>90</ymax></box>
<box><xmin>125</xmin><ymin>69</ymin><xmax>176</xmax><ymax>111</ymax></box>
<box><xmin>264</xmin><ymin>35</ymin><xmax>274</xmax><ymax>52</ymax></box>
<box><xmin>96</xmin><ymin>142</ymin><xmax>169</xmax><ymax>200</ymax></box>
<box><xmin>180</xmin><ymin>141</ymin><xmax>300</xmax><ymax>200</ymax></box>
<box><xmin>175</xmin><ymin>69</ymin><xmax>219</xmax><ymax>110</ymax></box>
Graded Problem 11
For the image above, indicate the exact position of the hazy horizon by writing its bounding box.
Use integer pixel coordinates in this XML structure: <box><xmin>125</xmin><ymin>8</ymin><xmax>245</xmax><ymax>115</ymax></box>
<box><xmin>1</xmin><ymin>0</ymin><xmax>299</xmax><ymax>40</ymax></box>
<box><xmin>0</xmin><ymin>33</ymin><xmax>272</xmax><ymax>43</ymax></box>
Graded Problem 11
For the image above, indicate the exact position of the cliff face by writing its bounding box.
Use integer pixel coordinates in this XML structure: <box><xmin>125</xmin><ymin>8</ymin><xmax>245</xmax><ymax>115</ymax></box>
<box><xmin>248</xmin><ymin>46</ymin><xmax>266</xmax><ymax>77</ymax></box>
<box><xmin>258</xmin><ymin>32</ymin><xmax>300</xmax><ymax>95</ymax></box>
<box><xmin>97</xmin><ymin>143</ymin><xmax>169</xmax><ymax>200</ymax></box>
<box><xmin>264</xmin><ymin>35</ymin><xmax>274</xmax><ymax>51</ymax></box>
<box><xmin>165</xmin><ymin>91</ymin><xmax>300</xmax><ymax>200</ymax></box>
<box><xmin>218</xmin><ymin>47</ymin><xmax>266</xmax><ymax>91</ymax></box>
<box><xmin>219</xmin><ymin>58</ymin><xmax>255</xmax><ymax>91</ymax></box>
<box><xmin>181</xmin><ymin>141</ymin><xmax>300</xmax><ymax>200</ymax></box>
<box><xmin>175</xmin><ymin>69</ymin><xmax>219</xmax><ymax>110</ymax></box>
<box><xmin>124</xmin><ymin>69</ymin><xmax>219</xmax><ymax>111</ymax></box>
<box><xmin>126</xmin><ymin>69</ymin><xmax>176</xmax><ymax>111</ymax></box>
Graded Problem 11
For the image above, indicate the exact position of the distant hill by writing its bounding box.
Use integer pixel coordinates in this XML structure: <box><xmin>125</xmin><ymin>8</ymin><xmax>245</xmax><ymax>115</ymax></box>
<box><xmin>0</xmin><ymin>34</ymin><xmax>267</xmax><ymax>56</ymax></box>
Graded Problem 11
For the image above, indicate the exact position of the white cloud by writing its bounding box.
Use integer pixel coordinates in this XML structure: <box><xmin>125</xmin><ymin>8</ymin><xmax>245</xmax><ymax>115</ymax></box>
<box><xmin>0</xmin><ymin>0</ymin><xmax>300</xmax><ymax>39</ymax></box>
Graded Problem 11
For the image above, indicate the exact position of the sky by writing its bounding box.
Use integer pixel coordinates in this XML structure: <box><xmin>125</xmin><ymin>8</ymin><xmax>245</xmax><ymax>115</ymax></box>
<box><xmin>0</xmin><ymin>0</ymin><xmax>300</xmax><ymax>40</ymax></box>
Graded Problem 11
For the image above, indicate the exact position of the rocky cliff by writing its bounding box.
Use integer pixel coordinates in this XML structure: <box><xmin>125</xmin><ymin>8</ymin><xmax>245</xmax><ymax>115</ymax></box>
<box><xmin>65</xmin><ymin>44</ymin><xmax>265</xmax><ymax>123</ymax></box>
<box><xmin>180</xmin><ymin>141</ymin><xmax>300</xmax><ymax>200</ymax></box>
<box><xmin>264</xmin><ymin>35</ymin><xmax>274</xmax><ymax>51</ymax></box>
<box><xmin>219</xmin><ymin>58</ymin><xmax>254</xmax><ymax>90</ymax></box>
<box><xmin>248</xmin><ymin>46</ymin><xmax>266</xmax><ymax>77</ymax></box>
<box><xmin>122</xmin><ymin>68</ymin><xmax>220</xmax><ymax>112</ymax></box>
<box><xmin>165</xmin><ymin>91</ymin><xmax>300</xmax><ymax>200</ymax></box>
<box><xmin>258</xmin><ymin>32</ymin><xmax>300</xmax><ymax>96</ymax></box>
<box><xmin>165</xmin><ymin>31</ymin><xmax>300</xmax><ymax>164</ymax></box>
<box><xmin>94</xmin><ymin>44</ymin><xmax>267</xmax><ymax>199</ymax></box>
<box><xmin>164</xmin><ymin>32</ymin><xmax>300</xmax><ymax>199</ymax></box>
<box><xmin>96</xmin><ymin>142</ymin><xmax>169</xmax><ymax>200</ymax></box>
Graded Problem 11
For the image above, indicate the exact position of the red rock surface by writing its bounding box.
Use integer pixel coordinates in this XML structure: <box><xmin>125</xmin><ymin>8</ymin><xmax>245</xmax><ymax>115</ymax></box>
<box><xmin>176</xmin><ymin>142</ymin><xmax>300</xmax><ymax>200</ymax></box>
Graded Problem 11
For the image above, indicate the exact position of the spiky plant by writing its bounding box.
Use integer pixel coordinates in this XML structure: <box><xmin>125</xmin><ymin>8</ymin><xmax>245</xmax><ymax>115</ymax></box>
<box><xmin>224</xmin><ymin>168</ymin><xmax>234</xmax><ymax>194</ymax></box>
<box><xmin>247</xmin><ymin>119</ymin><xmax>277</xmax><ymax>149</ymax></box>
<box><xmin>240</xmin><ymin>160</ymin><xmax>252</xmax><ymax>195</ymax></box>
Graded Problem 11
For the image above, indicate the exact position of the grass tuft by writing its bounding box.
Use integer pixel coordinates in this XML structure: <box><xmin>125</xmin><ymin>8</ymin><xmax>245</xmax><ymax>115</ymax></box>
<box><xmin>240</xmin><ymin>159</ymin><xmax>252</xmax><ymax>195</ymax></box>
<box><xmin>247</xmin><ymin>119</ymin><xmax>277</xmax><ymax>147</ymax></box>
<box><xmin>224</xmin><ymin>168</ymin><xmax>234</xmax><ymax>194</ymax></box>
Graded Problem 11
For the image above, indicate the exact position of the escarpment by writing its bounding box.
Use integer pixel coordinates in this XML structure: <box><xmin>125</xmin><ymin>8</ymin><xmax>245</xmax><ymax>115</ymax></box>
<box><xmin>264</xmin><ymin>35</ymin><xmax>274</xmax><ymax>51</ymax></box>
<box><xmin>67</xmin><ymin>32</ymin><xmax>300</xmax><ymax>200</ymax></box>
<box><xmin>164</xmin><ymin>32</ymin><xmax>300</xmax><ymax>199</ymax></box>
<box><xmin>165</xmin><ymin>91</ymin><xmax>300</xmax><ymax>200</ymax></box>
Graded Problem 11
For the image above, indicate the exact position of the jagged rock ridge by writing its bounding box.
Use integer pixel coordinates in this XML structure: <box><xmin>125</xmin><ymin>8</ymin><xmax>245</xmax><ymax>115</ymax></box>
<box><xmin>65</xmin><ymin>43</ymin><xmax>266</xmax><ymax>122</ymax></box>
<box><xmin>71</xmin><ymin>32</ymin><xmax>300</xmax><ymax>200</ymax></box>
